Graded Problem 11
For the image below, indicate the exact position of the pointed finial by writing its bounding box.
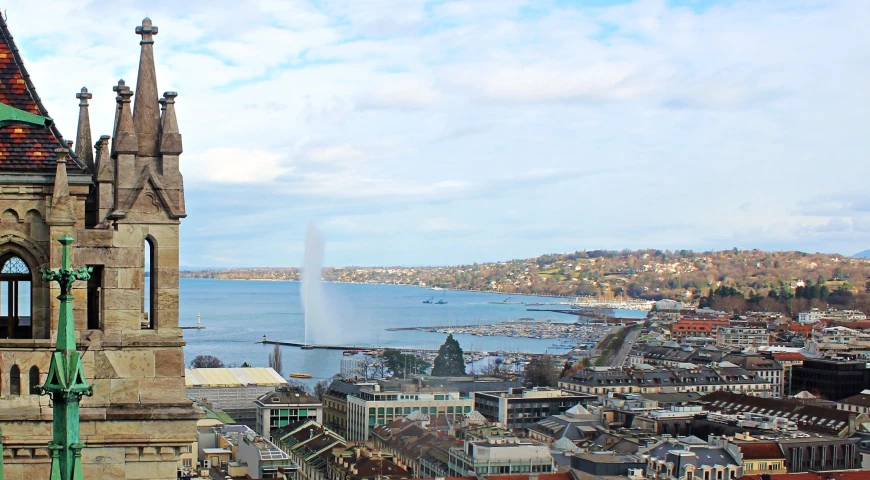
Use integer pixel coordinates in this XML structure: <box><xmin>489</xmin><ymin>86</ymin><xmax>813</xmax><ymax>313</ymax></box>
<box><xmin>135</xmin><ymin>17</ymin><xmax>158</xmax><ymax>45</ymax></box>
<box><xmin>113</xmin><ymin>86</ymin><xmax>138</xmax><ymax>155</ymax></box>
<box><xmin>113</xmin><ymin>79</ymin><xmax>128</xmax><ymax>95</ymax></box>
<box><xmin>95</xmin><ymin>135</ymin><xmax>113</xmax><ymax>182</ymax></box>
<box><xmin>49</xmin><ymin>147</ymin><xmax>75</xmax><ymax>225</ymax></box>
<box><xmin>76</xmin><ymin>87</ymin><xmax>92</xmax><ymax>106</ymax></box>
<box><xmin>159</xmin><ymin>91</ymin><xmax>182</xmax><ymax>154</ymax></box>
<box><xmin>133</xmin><ymin>18</ymin><xmax>160</xmax><ymax>156</ymax></box>
<box><xmin>75</xmin><ymin>88</ymin><xmax>94</xmax><ymax>170</ymax></box>
<box><xmin>54</xmin><ymin>147</ymin><xmax>69</xmax><ymax>199</ymax></box>
<box><xmin>55</xmin><ymin>146</ymin><xmax>68</xmax><ymax>164</ymax></box>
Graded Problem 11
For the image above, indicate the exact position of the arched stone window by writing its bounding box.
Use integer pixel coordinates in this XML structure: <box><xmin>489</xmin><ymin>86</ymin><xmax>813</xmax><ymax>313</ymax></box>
<box><xmin>10</xmin><ymin>364</ymin><xmax>20</xmax><ymax>396</ymax></box>
<box><xmin>29</xmin><ymin>366</ymin><xmax>39</xmax><ymax>395</ymax></box>
<box><xmin>0</xmin><ymin>254</ymin><xmax>32</xmax><ymax>339</ymax></box>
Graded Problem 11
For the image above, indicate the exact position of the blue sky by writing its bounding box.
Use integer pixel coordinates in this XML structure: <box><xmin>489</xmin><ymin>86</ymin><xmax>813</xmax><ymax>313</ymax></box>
<box><xmin>8</xmin><ymin>0</ymin><xmax>870</xmax><ymax>267</ymax></box>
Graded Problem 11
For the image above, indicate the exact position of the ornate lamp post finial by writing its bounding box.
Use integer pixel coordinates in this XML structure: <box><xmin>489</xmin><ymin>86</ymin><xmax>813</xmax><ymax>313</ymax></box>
<box><xmin>38</xmin><ymin>235</ymin><xmax>93</xmax><ymax>480</ymax></box>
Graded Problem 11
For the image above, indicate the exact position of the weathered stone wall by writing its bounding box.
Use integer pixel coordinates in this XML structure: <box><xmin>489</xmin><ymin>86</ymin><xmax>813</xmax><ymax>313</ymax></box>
<box><xmin>0</xmin><ymin>15</ymin><xmax>198</xmax><ymax>478</ymax></box>
<box><xmin>0</xmin><ymin>179</ymin><xmax>196</xmax><ymax>478</ymax></box>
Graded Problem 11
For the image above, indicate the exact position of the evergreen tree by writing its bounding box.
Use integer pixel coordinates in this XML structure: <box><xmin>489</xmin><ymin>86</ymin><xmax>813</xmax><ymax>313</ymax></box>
<box><xmin>432</xmin><ymin>334</ymin><xmax>466</xmax><ymax>376</ymax></box>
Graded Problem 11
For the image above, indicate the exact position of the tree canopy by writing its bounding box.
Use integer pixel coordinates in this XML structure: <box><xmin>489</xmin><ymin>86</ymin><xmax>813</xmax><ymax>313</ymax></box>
<box><xmin>431</xmin><ymin>334</ymin><xmax>466</xmax><ymax>376</ymax></box>
<box><xmin>523</xmin><ymin>354</ymin><xmax>559</xmax><ymax>387</ymax></box>
<box><xmin>190</xmin><ymin>354</ymin><xmax>224</xmax><ymax>368</ymax></box>
<box><xmin>382</xmin><ymin>349</ymin><xmax>431</xmax><ymax>378</ymax></box>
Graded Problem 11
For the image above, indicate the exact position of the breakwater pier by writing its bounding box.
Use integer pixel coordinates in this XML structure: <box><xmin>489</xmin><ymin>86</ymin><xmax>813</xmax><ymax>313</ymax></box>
<box><xmin>259</xmin><ymin>337</ymin><xmax>546</xmax><ymax>358</ymax></box>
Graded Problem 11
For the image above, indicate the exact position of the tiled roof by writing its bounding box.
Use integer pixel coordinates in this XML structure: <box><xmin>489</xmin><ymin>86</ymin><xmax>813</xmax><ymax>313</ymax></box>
<box><xmin>771</xmin><ymin>352</ymin><xmax>806</xmax><ymax>361</ymax></box>
<box><xmin>701</xmin><ymin>391</ymin><xmax>854</xmax><ymax>437</ymax></box>
<box><xmin>737</xmin><ymin>442</ymin><xmax>784</xmax><ymax>460</ymax></box>
<box><xmin>839</xmin><ymin>392</ymin><xmax>870</xmax><ymax>408</ymax></box>
<box><xmin>256</xmin><ymin>388</ymin><xmax>321</xmax><ymax>405</ymax></box>
<box><xmin>0</xmin><ymin>15</ymin><xmax>84</xmax><ymax>172</ymax></box>
<box><xmin>485</xmin><ymin>474</ymin><xmax>572</xmax><ymax>480</ymax></box>
<box><xmin>739</xmin><ymin>473</ymin><xmax>870</xmax><ymax>480</ymax></box>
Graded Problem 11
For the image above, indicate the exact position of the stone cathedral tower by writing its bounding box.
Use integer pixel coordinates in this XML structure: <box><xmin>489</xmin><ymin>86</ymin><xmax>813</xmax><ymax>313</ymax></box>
<box><xmin>0</xmin><ymin>16</ymin><xmax>197</xmax><ymax>479</ymax></box>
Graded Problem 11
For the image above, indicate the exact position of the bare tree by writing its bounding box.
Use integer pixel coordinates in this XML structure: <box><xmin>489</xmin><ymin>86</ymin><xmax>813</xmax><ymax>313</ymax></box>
<box><xmin>268</xmin><ymin>344</ymin><xmax>283</xmax><ymax>377</ymax></box>
<box><xmin>372</xmin><ymin>360</ymin><xmax>387</xmax><ymax>379</ymax></box>
<box><xmin>314</xmin><ymin>379</ymin><xmax>330</xmax><ymax>400</ymax></box>
<box><xmin>190</xmin><ymin>355</ymin><xmax>224</xmax><ymax>368</ymax></box>
<box><xmin>356</xmin><ymin>355</ymin><xmax>375</xmax><ymax>379</ymax></box>
<box><xmin>523</xmin><ymin>354</ymin><xmax>559</xmax><ymax>387</ymax></box>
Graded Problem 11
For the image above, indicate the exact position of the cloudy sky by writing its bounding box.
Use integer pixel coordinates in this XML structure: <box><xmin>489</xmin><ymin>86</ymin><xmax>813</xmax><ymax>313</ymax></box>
<box><xmin>8</xmin><ymin>0</ymin><xmax>870</xmax><ymax>267</ymax></box>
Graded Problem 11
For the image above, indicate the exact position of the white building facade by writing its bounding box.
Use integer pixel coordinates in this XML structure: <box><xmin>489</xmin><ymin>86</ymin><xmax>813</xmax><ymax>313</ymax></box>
<box><xmin>346</xmin><ymin>387</ymin><xmax>473</xmax><ymax>441</ymax></box>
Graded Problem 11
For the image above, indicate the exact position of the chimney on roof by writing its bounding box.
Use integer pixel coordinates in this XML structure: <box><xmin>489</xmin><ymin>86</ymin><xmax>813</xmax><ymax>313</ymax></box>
<box><xmin>75</xmin><ymin>87</ymin><xmax>94</xmax><ymax>171</ymax></box>
<box><xmin>133</xmin><ymin>17</ymin><xmax>160</xmax><ymax>157</ymax></box>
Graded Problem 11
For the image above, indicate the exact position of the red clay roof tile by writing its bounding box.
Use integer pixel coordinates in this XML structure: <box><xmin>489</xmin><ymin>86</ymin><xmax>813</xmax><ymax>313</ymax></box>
<box><xmin>0</xmin><ymin>16</ymin><xmax>84</xmax><ymax>172</ymax></box>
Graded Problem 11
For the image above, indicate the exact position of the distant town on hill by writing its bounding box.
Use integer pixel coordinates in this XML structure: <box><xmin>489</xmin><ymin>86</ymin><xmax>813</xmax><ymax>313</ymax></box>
<box><xmin>181</xmin><ymin>249</ymin><xmax>870</xmax><ymax>313</ymax></box>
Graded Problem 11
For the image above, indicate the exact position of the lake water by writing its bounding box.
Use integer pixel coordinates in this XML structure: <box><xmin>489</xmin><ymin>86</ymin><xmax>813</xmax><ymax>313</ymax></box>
<box><xmin>178</xmin><ymin>279</ymin><xmax>646</xmax><ymax>384</ymax></box>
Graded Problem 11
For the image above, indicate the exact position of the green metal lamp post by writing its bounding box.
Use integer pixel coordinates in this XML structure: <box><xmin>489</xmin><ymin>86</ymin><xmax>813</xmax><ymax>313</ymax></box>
<box><xmin>38</xmin><ymin>235</ymin><xmax>93</xmax><ymax>480</ymax></box>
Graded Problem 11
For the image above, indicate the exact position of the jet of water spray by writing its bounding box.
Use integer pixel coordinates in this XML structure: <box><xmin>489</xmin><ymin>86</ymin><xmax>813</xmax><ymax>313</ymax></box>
<box><xmin>301</xmin><ymin>224</ymin><xmax>327</xmax><ymax>345</ymax></box>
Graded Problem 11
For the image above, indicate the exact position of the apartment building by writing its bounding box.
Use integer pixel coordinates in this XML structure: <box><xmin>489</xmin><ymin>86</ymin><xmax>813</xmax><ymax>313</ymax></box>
<box><xmin>346</xmin><ymin>385</ymin><xmax>472</xmax><ymax>441</ymax></box>
<box><xmin>472</xmin><ymin>387</ymin><xmax>595</xmax><ymax>430</ymax></box>
<box><xmin>254</xmin><ymin>387</ymin><xmax>324</xmax><ymax>441</ymax></box>
<box><xmin>559</xmin><ymin>364</ymin><xmax>771</xmax><ymax>397</ymax></box>
<box><xmin>447</xmin><ymin>436</ymin><xmax>554</xmax><ymax>477</ymax></box>
<box><xmin>716</xmin><ymin>327</ymin><xmax>770</xmax><ymax>349</ymax></box>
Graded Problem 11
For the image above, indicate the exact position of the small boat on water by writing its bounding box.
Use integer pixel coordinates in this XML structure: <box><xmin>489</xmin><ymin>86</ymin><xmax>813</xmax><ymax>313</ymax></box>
<box><xmin>423</xmin><ymin>297</ymin><xmax>433</xmax><ymax>304</ymax></box>
<box><xmin>436</xmin><ymin>298</ymin><xmax>447</xmax><ymax>304</ymax></box>
<box><xmin>289</xmin><ymin>373</ymin><xmax>312</xmax><ymax>379</ymax></box>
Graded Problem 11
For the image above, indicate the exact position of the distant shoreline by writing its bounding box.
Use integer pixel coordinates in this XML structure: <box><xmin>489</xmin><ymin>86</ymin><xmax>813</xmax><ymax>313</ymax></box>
<box><xmin>179</xmin><ymin>277</ymin><xmax>575</xmax><ymax>300</ymax></box>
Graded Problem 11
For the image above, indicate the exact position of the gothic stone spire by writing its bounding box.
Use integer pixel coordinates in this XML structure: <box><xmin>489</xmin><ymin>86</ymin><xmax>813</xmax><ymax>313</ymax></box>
<box><xmin>74</xmin><ymin>87</ymin><xmax>94</xmax><ymax>171</ymax></box>
<box><xmin>133</xmin><ymin>17</ymin><xmax>160</xmax><ymax>157</ymax></box>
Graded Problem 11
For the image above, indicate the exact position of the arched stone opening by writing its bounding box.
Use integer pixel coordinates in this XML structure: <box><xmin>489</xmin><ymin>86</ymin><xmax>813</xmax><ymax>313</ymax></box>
<box><xmin>9</xmin><ymin>364</ymin><xmax>20</xmax><ymax>396</ymax></box>
<box><xmin>28</xmin><ymin>365</ymin><xmax>39</xmax><ymax>395</ymax></box>
<box><xmin>0</xmin><ymin>235</ymin><xmax>48</xmax><ymax>339</ymax></box>
<box><xmin>0</xmin><ymin>253</ymin><xmax>32</xmax><ymax>339</ymax></box>
<box><xmin>143</xmin><ymin>234</ymin><xmax>158</xmax><ymax>329</ymax></box>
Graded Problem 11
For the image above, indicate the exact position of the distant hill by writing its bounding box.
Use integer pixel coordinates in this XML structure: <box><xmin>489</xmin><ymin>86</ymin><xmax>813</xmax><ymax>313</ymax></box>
<box><xmin>181</xmin><ymin>248</ymin><xmax>870</xmax><ymax>301</ymax></box>
<box><xmin>854</xmin><ymin>250</ymin><xmax>870</xmax><ymax>258</ymax></box>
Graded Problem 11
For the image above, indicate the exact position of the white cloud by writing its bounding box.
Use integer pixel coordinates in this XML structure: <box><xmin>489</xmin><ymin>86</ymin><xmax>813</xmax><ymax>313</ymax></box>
<box><xmin>4</xmin><ymin>0</ymin><xmax>869</xmax><ymax>266</ymax></box>
<box><xmin>184</xmin><ymin>148</ymin><xmax>289</xmax><ymax>184</ymax></box>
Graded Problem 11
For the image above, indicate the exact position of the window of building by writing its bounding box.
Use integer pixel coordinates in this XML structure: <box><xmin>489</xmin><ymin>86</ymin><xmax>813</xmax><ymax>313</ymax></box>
<box><xmin>86</xmin><ymin>265</ymin><xmax>103</xmax><ymax>330</ymax></box>
<box><xmin>142</xmin><ymin>237</ymin><xmax>157</xmax><ymax>329</ymax></box>
<box><xmin>28</xmin><ymin>366</ymin><xmax>39</xmax><ymax>395</ymax></box>
<box><xmin>0</xmin><ymin>255</ymin><xmax>32</xmax><ymax>339</ymax></box>
<box><xmin>10</xmin><ymin>365</ymin><xmax>20</xmax><ymax>396</ymax></box>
